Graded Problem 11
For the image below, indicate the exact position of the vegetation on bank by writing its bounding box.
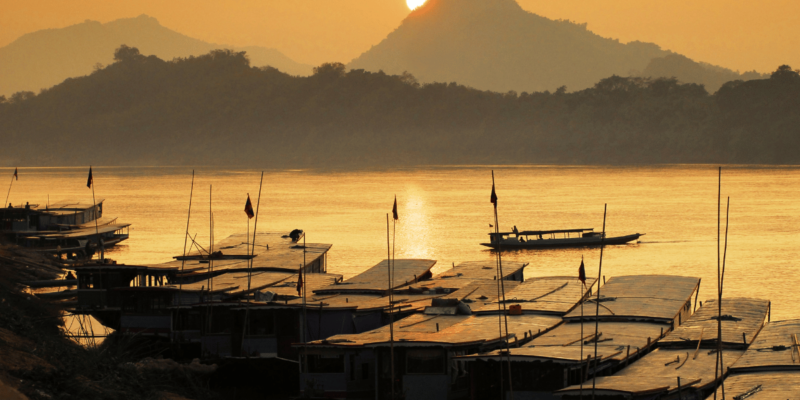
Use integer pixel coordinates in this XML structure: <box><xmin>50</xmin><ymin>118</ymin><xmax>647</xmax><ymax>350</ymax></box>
<box><xmin>0</xmin><ymin>46</ymin><xmax>798</xmax><ymax>167</ymax></box>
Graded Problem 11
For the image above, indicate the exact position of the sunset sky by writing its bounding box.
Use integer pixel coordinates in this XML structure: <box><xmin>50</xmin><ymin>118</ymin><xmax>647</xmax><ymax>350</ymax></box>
<box><xmin>2</xmin><ymin>0</ymin><xmax>797</xmax><ymax>73</ymax></box>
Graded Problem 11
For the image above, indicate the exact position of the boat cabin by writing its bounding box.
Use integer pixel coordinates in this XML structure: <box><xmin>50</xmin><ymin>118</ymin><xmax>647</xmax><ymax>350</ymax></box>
<box><xmin>1</xmin><ymin>199</ymin><xmax>105</xmax><ymax>232</ymax></box>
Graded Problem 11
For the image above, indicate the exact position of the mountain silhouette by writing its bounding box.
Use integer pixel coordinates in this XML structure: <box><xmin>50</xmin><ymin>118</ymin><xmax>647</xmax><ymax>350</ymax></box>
<box><xmin>0</xmin><ymin>15</ymin><xmax>313</xmax><ymax>97</ymax></box>
<box><xmin>349</xmin><ymin>0</ymin><xmax>762</xmax><ymax>93</ymax></box>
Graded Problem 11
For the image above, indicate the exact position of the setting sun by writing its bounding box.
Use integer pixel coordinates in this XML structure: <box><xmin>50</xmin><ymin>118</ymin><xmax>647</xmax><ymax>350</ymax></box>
<box><xmin>407</xmin><ymin>0</ymin><xmax>426</xmax><ymax>10</ymax></box>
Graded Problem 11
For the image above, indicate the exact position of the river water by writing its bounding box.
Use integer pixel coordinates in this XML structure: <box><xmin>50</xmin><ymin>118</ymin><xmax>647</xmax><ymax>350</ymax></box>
<box><xmin>5</xmin><ymin>165</ymin><xmax>800</xmax><ymax>321</ymax></box>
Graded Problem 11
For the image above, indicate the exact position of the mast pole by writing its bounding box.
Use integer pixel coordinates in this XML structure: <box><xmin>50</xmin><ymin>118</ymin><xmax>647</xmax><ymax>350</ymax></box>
<box><xmin>387</xmin><ymin>213</ymin><xmax>395</xmax><ymax>399</ymax></box>
<box><xmin>591</xmin><ymin>204</ymin><xmax>608</xmax><ymax>400</ymax></box>
<box><xmin>491</xmin><ymin>171</ymin><xmax>514</xmax><ymax>399</ymax></box>
<box><xmin>179</xmin><ymin>170</ymin><xmax>195</xmax><ymax>293</ymax></box>
<box><xmin>4</xmin><ymin>172</ymin><xmax>13</xmax><ymax>208</ymax></box>
<box><xmin>714</xmin><ymin>168</ymin><xmax>721</xmax><ymax>400</ymax></box>
<box><xmin>580</xmin><ymin>255</ymin><xmax>584</xmax><ymax>400</ymax></box>
<box><xmin>89</xmin><ymin>166</ymin><xmax>103</xmax><ymax>262</ymax></box>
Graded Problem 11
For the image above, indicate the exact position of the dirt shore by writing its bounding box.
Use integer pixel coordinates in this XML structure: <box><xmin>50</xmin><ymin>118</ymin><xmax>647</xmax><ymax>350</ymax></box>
<box><xmin>0</xmin><ymin>242</ymin><xmax>215</xmax><ymax>400</ymax></box>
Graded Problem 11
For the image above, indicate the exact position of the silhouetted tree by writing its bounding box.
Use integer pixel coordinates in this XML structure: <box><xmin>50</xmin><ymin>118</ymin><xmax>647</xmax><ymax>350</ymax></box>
<box><xmin>113</xmin><ymin>44</ymin><xmax>145</xmax><ymax>63</ymax></box>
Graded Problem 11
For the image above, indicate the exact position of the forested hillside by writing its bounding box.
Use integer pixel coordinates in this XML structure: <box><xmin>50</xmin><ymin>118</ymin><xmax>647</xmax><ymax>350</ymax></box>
<box><xmin>1</xmin><ymin>46</ymin><xmax>798</xmax><ymax>168</ymax></box>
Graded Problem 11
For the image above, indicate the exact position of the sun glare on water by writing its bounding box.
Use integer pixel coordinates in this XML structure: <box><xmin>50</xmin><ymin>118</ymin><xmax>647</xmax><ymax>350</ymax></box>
<box><xmin>407</xmin><ymin>0</ymin><xmax>427</xmax><ymax>10</ymax></box>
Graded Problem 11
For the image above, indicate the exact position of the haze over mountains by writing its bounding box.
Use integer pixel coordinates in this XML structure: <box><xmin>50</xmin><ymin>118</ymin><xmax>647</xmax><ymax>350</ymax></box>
<box><xmin>349</xmin><ymin>0</ymin><xmax>765</xmax><ymax>93</ymax></box>
<box><xmin>0</xmin><ymin>15</ymin><xmax>313</xmax><ymax>97</ymax></box>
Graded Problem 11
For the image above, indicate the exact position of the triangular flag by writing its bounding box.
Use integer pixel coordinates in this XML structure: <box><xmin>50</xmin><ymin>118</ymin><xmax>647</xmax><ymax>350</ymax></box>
<box><xmin>244</xmin><ymin>194</ymin><xmax>255</xmax><ymax>219</ymax></box>
<box><xmin>578</xmin><ymin>258</ymin><xmax>587</xmax><ymax>287</ymax></box>
<box><xmin>392</xmin><ymin>196</ymin><xmax>398</xmax><ymax>221</ymax></box>
<box><xmin>86</xmin><ymin>167</ymin><xmax>93</xmax><ymax>188</ymax></box>
<box><xmin>296</xmin><ymin>266</ymin><xmax>303</xmax><ymax>297</ymax></box>
<box><xmin>13</xmin><ymin>168</ymin><xmax>18</xmax><ymax>181</ymax></box>
<box><xmin>490</xmin><ymin>183</ymin><xmax>497</xmax><ymax>207</ymax></box>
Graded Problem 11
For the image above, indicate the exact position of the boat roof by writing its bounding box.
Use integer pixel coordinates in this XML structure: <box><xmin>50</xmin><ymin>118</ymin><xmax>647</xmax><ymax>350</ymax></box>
<box><xmin>490</xmin><ymin>228</ymin><xmax>594</xmax><ymax>236</ymax></box>
<box><xmin>153</xmin><ymin>233</ymin><xmax>332</xmax><ymax>274</ymax></box>
<box><xmin>313</xmin><ymin>259</ymin><xmax>436</xmax><ymax>294</ymax></box>
<box><xmin>556</xmin><ymin>347</ymin><xmax>744</xmax><ymax>397</ymax></box>
<box><xmin>475</xmin><ymin>276</ymin><xmax>596</xmax><ymax>316</ymax></box>
<box><xmin>433</xmin><ymin>261</ymin><xmax>527</xmax><ymax>281</ymax></box>
<box><xmin>19</xmin><ymin>223</ymin><xmax>131</xmax><ymax>239</ymax></box>
<box><xmin>300</xmin><ymin>313</ymin><xmax>562</xmax><ymax>349</ymax></box>
<box><xmin>555</xmin><ymin>376</ymin><xmax>703</xmax><ymax>398</ymax></box>
<box><xmin>461</xmin><ymin>320</ymin><xmax>668</xmax><ymax>364</ymax></box>
<box><xmin>563</xmin><ymin>275</ymin><xmax>700</xmax><ymax>323</ymax></box>
<box><xmin>658</xmin><ymin>298</ymin><xmax>770</xmax><ymax>349</ymax></box>
<box><xmin>728</xmin><ymin>319</ymin><xmax>800</xmax><ymax>373</ymax></box>
<box><xmin>3</xmin><ymin>199</ymin><xmax>106</xmax><ymax>214</ymax></box>
<box><xmin>705</xmin><ymin>370</ymin><xmax>800</xmax><ymax>399</ymax></box>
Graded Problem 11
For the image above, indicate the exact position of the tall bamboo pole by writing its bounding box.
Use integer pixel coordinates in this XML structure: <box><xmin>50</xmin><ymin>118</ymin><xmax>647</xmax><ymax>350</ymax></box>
<box><xmin>179</xmin><ymin>170</ymin><xmax>195</xmax><ymax>293</ymax></box>
<box><xmin>386</xmin><ymin>213</ymin><xmax>395</xmax><ymax>399</ymax></box>
<box><xmin>591</xmin><ymin>204</ymin><xmax>608</xmax><ymax>400</ymax></box>
<box><xmin>491</xmin><ymin>171</ymin><xmax>514</xmax><ymax>400</ymax></box>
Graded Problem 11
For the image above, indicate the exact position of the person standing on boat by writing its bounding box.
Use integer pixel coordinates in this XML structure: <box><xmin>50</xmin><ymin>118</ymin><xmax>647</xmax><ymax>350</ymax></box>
<box><xmin>512</xmin><ymin>225</ymin><xmax>519</xmax><ymax>236</ymax></box>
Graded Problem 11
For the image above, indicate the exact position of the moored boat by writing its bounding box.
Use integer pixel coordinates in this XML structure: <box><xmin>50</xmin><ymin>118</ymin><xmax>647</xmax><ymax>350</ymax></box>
<box><xmin>481</xmin><ymin>228</ymin><xmax>644</xmax><ymax>249</ymax></box>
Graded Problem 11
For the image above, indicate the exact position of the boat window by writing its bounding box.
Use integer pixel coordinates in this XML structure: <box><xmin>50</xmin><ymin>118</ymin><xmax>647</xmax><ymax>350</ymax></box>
<box><xmin>406</xmin><ymin>349</ymin><xmax>446</xmax><ymax>374</ymax></box>
<box><xmin>307</xmin><ymin>354</ymin><xmax>345</xmax><ymax>373</ymax></box>
<box><xmin>248</xmin><ymin>311</ymin><xmax>275</xmax><ymax>336</ymax></box>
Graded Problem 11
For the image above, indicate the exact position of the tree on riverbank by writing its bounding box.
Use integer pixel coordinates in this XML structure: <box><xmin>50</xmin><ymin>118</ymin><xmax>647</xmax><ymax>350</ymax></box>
<box><xmin>0</xmin><ymin>46</ymin><xmax>798</xmax><ymax>167</ymax></box>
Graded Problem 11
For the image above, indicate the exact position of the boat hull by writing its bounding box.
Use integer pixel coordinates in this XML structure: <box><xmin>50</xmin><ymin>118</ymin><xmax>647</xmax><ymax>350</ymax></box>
<box><xmin>480</xmin><ymin>233</ymin><xmax>644</xmax><ymax>249</ymax></box>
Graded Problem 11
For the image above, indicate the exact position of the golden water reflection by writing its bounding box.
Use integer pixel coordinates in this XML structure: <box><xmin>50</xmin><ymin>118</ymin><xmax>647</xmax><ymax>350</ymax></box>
<box><xmin>5</xmin><ymin>165</ymin><xmax>800</xmax><ymax>321</ymax></box>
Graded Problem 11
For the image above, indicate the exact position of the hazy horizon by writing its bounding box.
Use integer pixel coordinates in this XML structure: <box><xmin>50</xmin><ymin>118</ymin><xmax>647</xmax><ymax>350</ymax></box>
<box><xmin>2</xmin><ymin>0</ymin><xmax>797</xmax><ymax>73</ymax></box>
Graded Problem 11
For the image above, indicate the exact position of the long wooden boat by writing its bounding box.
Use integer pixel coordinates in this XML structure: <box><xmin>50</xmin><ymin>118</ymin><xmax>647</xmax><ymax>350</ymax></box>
<box><xmin>481</xmin><ymin>228</ymin><xmax>644</xmax><ymax>249</ymax></box>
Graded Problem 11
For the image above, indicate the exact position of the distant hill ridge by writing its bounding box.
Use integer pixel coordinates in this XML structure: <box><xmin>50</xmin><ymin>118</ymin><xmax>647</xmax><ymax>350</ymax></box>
<box><xmin>349</xmin><ymin>0</ymin><xmax>765</xmax><ymax>93</ymax></box>
<box><xmin>0</xmin><ymin>15</ymin><xmax>313</xmax><ymax>97</ymax></box>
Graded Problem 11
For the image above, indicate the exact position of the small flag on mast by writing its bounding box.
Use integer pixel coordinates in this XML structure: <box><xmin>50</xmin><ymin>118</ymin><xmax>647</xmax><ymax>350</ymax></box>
<box><xmin>296</xmin><ymin>266</ymin><xmax>303</xmax><ymax>297</ymax></box>
<box><xmin>244</xmin><ymin>194</ymin><xmax>255</xmax><ymax>219</ymax></box>
<box><xmin>86</xmin><ymin>167</ymin><xmax>93</xmax><ymax>188</ymax></box>
<box><xmin>578</xmin><ymin>257</ymin><xmax>587</xmax><ymax>287</ymax></box>
<box><xmin>490</xmin><ymin>183</ymin><xmax>497</xmax><ymax>207</ymax></box>
<box><xmin>13</xmin><ymin>168</ymin><xmax>18</xmax><ymax>181</ymax></box>
<box><xmin>392</xmin><ymin>196</ymin><xmax>398</xmax><ymax>221</ymax></box>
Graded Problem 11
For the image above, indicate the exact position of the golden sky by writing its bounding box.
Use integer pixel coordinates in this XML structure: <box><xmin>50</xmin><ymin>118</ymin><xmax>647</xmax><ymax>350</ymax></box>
<box><xmin>2</xmin><ymin>0</ymin><xmax>797</xmax><ymax>73</ymax></box>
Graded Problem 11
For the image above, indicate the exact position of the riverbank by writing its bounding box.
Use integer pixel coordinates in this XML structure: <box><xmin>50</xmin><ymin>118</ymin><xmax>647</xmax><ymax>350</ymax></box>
<box><xmin>0</xmin><ymin>242</ymin><xmax>215</xmax><ymax>400</ymax></box>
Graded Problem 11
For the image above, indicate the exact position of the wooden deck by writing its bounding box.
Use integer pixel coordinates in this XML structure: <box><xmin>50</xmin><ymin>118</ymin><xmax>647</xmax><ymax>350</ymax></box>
<box><xmin>563</xmin><ymin>275</ymin><xmax>700</xmax><ymax>323</ymax></box>
<box><xmin>659</xmin><ymin>298</ymin><xmax>770</xmax><ymax>349</ymax></box>
<box><xmin>705</xmin><ymin>371</ymin><xmax>800</xmax><ymax>399</ymax></box>
<box><xmin>475</xmin><ymin>276</ymin><xmax>596</xmax><ymax>316</ymax></box>
<box><xmin>729</xmin><ymin>319</ymin><xmax>800</xmax><ymax>373</ymax></box>
<box><xmin>314</xmin><ymin>259</ymin><xmax>436</xmax><ymax>294</ymax></box>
